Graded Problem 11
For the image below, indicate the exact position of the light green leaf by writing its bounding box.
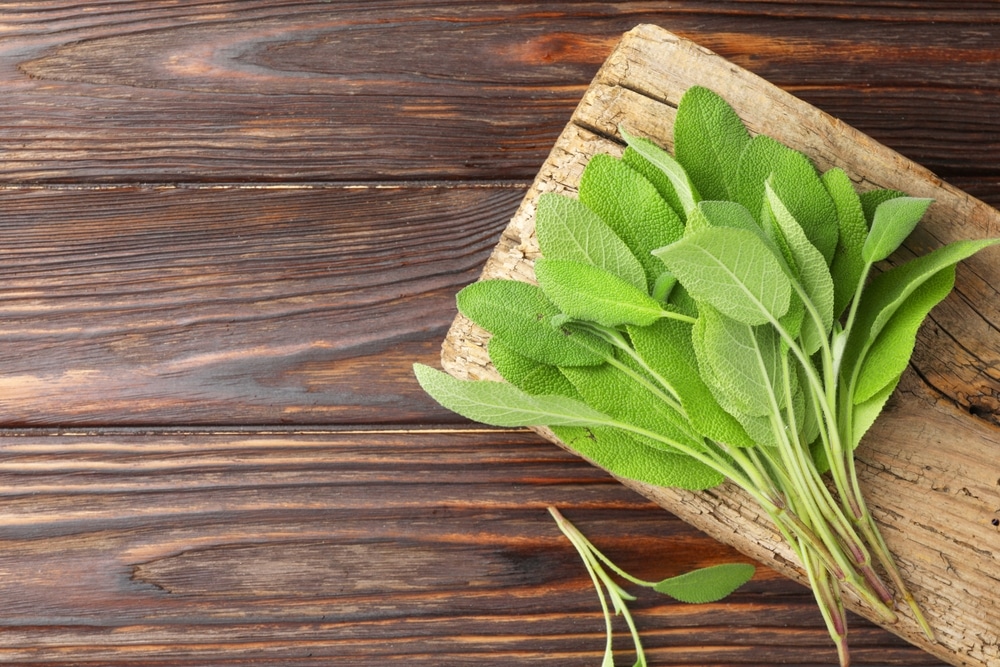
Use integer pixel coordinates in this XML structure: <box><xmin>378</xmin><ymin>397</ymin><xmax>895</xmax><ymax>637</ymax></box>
<box><xmin>697</xmin><ymin>305</ymin><xmax>787</xmax><ymax>417</ymax></box>
<box><xmin>823</xmin><ymin>168</ymin><xmax>869</xmax><ymax>319</ymax></box>
<box><xmin>853</xmin><ymin>266</ymin><xmax>955</xmax><ymax>403</ymax></box>
<box><xmin>733</xmin><ymin>134</ymin><xmax>838</xmax><ymax>263</ymax></box>
<box><xmin>457</xmin><ymin>279</ymin><xmax>610</xmax><ymax>366</ymax></box>
<box><xmin>535</xmin><ymin>192</ymin><xmax>647</xmax><ymax>291</ymax></box>
<box><xmin>850</xmin><ymin>373</ymin><xmax>900</xmax><ymax>450</ymax></box>
<box><xmin>841</xmin><ymin>238</ymin><xmax>1000</xmax><ymax>401</ymax></box>
<box><xmin>628</xmin><ymin>318</ymin><xmax>755</xmax><ymax>449</ymax></box>
<box><xmin>487</xmin><ymin>338</ymin><xmax>581</xmax><ymax>399</ymax></box>
<box><xmin>654</xmin><ymin>226</ymin><xmax>791</xmax><ymax>326</ymax></box>
<box><xmin>764</xmin><ymin>180</ymin><xmax>835</xmax><ymax>354</ymax></box>
<box><xmin>553</xmin><ymin>425</ymin><xmax>723</xmax><ymax>490</ymax></box>
<box><xmin>673</xmin><ymin>86</ymin><xmax>750</xmax><ymax>202</ymax></box>
<box><xmin>653</xmin><ymin>563</ymin><xmax>755</xmax><ymax>603</ymax></box>
<box><xmin>859</xmin><ymin>188</ymin><xmax>906</xmax><ymax>224</ymax></box>
<box><xmin>620</xmin><ymin>126</ymin><xmax>699</xmax><ymax>214</ymax></box>
<box><xmin>623</xmin><ymin>144</ymin><xmax>686</xmax><ymax>221</ymax></box>
<box><xmin>579</xmin><ymin>153</ymin><xmax>685</xmax><ymax>290</ymax></box>
<box><xmin>862</xmin><ymin>197</ymin><xmax>934</xmax><ymax>263</ymax></box>
<box><xmin>560</xmin><ymin>355</ymin><xmax>706</xmax><ymax>454</ymax></box>
<box><xmin>413</xmin><ymin>364</ymin><xmax>612</xmax><ymax>427</ymax></box>
<box><xmin>534</xmin><ymin>258</ymin><xmax>665</xmax><ymax>327</ymax></box>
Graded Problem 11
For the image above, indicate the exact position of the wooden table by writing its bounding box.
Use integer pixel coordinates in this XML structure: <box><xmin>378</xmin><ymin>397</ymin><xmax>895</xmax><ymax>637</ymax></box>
<box><xmin>0</xmin><ymin>3</ymin><xmax>993</xmax><ymax>665</ymax></box>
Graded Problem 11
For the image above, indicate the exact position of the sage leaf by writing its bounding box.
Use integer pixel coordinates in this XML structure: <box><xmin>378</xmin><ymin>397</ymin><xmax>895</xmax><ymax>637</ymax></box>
<box><xmin>487</xmin><ymin>338</ymin><xmax>581</xmax><ymax>399</ymax></box>
<box><xmin>734</xmin><ymin>134</ymin><xmax>839</xmax><ymax>263</ymax></box>
<box><xmin>697</xmin><ymin>305</ymin><xmax>788</xmax><ymax>417</ymax></box>
<box><xmin>823</xmin><ymin>168</ymin><xmax>869</xmax><ymax>319</ymax></box>
<box><xmin>654</xmin><ymin>226</ymin><xmax>792</xmax><ymax>326</ymax></box>
<box><xmin>859</xmin><ymin>188</ymin><xmax>906</xmax><ymax>224</ymax></box>
<box><xmin>862</xmin><ymin>196</ymin><xmax>934</xmax><ymax>263</ymax></box>
<box><xmin>535</xmin><ymin>192</ymin><xmax>647</xmax><ymax>291</ymax></box>
<box><xmin>850</xmin><ymin>373</ymin><xmax>900</xmax><ymax>449</ymax></box>
<box><xmin>560</xmin><ymin>356</ymin><xmax>706</xmax><ymax>454</ymax></box>
<box><xmin>534</xmin><ymin>258</ymin><xmax>666</xmax><ymax>327</ymax></box>
<box><xmin>764</xmin><ymin>180</ymin><xmax>835</xmax><ymax>353</ymax></box>
<box><xmin>623</xmin><ymin>144</ymin><xmax>686</xmax><ymax>220</ymax></box>
<box><xmin>579</xmin><ymin>153</ymin><xmax>685</xmax><ymax>290</ymax></box>
<box><xmin>674</xmin><ymin>86</ymin><xmax>750</xmax><ymax>202</ymax></box>
<box><xmin>620</xmin><ymin>126</ymin><xmax>699</xmax><ymax>214</ymax></box>
<box><xmin>413</xmin><ymin>364</ymin><xmax>612</xmax><ymax>427</ymax></box>
<box><xmin>852</xmin><ymin>266</ymin><xmax>955</xmax><ymax>403</ymax></box>
<box><xmin>457</xmin><ymin>279</ymin><xmax>610</xmax><ymax>366</ymax></box>
<box><xmin>628</xmin><ymin>318</ymin><xmax>755</xmax><ymax>449</ymax></box>
<box><xmin>841</xmin><ymin>238</ymin><xmax>1000</xmax><ymax>401</ymax></box>
<box><xmin>653</xmin><ymin>563</ymin><xmax>756</xmax><ymax>603</ymax></box>
<box><xmin>554</xmin><ymin>425</ymin><xmax>723</xmax><ymax>490</ymax></box>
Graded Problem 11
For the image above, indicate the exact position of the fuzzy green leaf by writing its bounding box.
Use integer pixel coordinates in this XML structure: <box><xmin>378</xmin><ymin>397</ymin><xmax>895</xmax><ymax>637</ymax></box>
<box><xmin>850</xmin><ymin>373</ymin><xmax>900</xmax><ymax>450</ymax></box>
<box><xmin>862</xmin><ymin>197</ymin><xmax>934</xmax><ymax>263</ymax></box>
<box><xmin>457</xmin><ymin>279</ymin><xmax>610</xmax><ymax>366</ymax></box>
<box><xmin>733</xmin><ymin>134</ymin><xmax>839</xmax><ymax>263</ymax></box>
<box><xmin>859</xmin><ymin>188</ymin><xmax>906</xmax><ymax>224</ymax></box>
<box><xmin>623</xmin><ymin>144</ymin><xmax>686</xmax><ymax>221</ymax></box>
<box><xmin>852</xmin><ymin>266</ymin><xmax>955</xmax><ymax>403</ymax></box>
<box><xmin>620</xmin><ymin>126</ymin><xmax>699</xmax><ymax>214</ymax></box>
<box><xmin>841</xmin><ymin>238</ymin><xmax>1000</xmax><ymax>402</ymax></box>
<box><xmin>654</xmin><ymin>226</ymin><xmax>791</xmax><ymax>326</ymax></box>
<box><xmin>764</xmin><ymin>180</ymin><xmax>835</xmax><ymax>354</ymax></box>
<box><xmin>696</xmin><ymin>305</ymin><xmax>788</xmax><ymax>417</ymax></box>
<box><xmin>578</xmin><ymin>153</ymin><xmax>685</xmax><ymax>290</ymax></box>
<box><xmin>653</xmin><ymin>563</ymin><xmax>755</xmax><ymax>603</ymax></box>
<box><xmin>560</xmin><ymin>355</ymin><xmax>706</xmax><ymax>454</ymax></box>
<box><xmin>413</xmin><ymin>364</ymin><xmax>616</xmax><ymax>427</ymax></box>
<box><xmin>673</xmin><ymin>86</ymin><xmax>750</xmax><ymax>202</ymax></box>
<box><xmin>554</xmin><ymin>425</ymin><xmax>723</xmax><ymax>490</ymax></box>
<box><xmin>534</xmin><ymin>258</ymin><xmax>666</xmax><ymax>327</ymax></box>
<box><xmin>628</xmin><ymin>318</ymin><xmax>755</xmax><ymax>448</ymax></box>
<box><xmin>823</xmin><ymin>168</ymin><xmax>870</xmax><ymax>319</ymax></box>
<box><xmin>487</xmin><ymin>338</ymin><xmax>581</xmax><ymax>399</ymax></box>
<box><xmin>535</xmin><ymin>192</ymin><xmax>647</xmax><ymax>291</ymax></box>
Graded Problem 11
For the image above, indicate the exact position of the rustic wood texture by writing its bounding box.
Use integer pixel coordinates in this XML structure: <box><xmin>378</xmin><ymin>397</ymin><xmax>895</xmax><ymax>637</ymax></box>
<box><xmin>1</xmin><ymin>2</ymin><xmax>998</xmax><ymax>665</ymax></box>
<box><xmin>442</xmin><ymin>23</ymin><xmax>1000</xmax><ymax>667</ymax></box>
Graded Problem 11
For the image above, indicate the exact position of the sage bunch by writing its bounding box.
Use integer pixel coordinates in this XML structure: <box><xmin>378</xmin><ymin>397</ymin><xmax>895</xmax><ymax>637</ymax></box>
<box><xmin>415</xmin><ymin>85</ymin><xmax>998</xmax><ymax>665</ymax></box>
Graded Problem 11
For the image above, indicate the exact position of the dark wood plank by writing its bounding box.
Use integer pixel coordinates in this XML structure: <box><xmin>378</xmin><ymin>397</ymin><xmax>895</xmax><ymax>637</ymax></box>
<box><xmin>0</xmin><ymin>184</ymin><xmax>519</xmax><ymax>426</ymax></box>
<box><xmin>0</xmin><ymin>2</ymin><xmax>994</xmax><ymax>182</ymax></box>
<box><xmin>0</xmin><ymin>428</ymin><xmax>944</xmax><ymax>666</ymax></box>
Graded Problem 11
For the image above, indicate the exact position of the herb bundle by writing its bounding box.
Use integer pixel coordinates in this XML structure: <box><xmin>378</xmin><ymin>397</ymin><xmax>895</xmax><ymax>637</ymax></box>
<box><xmin>415</xmin><ymin>86</ymin><xmax>998</xmax><ymax>665</ymax></box>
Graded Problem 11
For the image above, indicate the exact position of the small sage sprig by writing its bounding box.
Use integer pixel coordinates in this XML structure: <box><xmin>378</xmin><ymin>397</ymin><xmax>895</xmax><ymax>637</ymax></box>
<box><xmin>549</xmin><ymin>507</ymin><xmax>754</xmax><ymax>667</ymax></box>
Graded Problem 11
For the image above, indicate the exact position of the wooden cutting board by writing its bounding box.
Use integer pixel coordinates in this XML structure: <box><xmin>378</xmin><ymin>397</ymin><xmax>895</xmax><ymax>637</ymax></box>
<box><xmin>441</xmin><ymin>24</ymin><xmax>1000</xmax><ymax>667</ymax></box>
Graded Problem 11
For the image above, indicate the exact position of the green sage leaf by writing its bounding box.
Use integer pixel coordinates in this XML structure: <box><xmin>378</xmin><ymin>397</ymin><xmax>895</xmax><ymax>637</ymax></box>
<box><xmin>673</xmin><ymin>86</ymin><xmax>750</xmax><ymax>202</ymax></box>
<box><xmin>862</xmin><ymin>196</ymin><xmax>934</xmax><ymax>263</ymax></box>
<box><xmin>578</xmin><ymin>153</ymin><xmax>685</xmax><ymax>290</ymax></box>
<box><xmin>823</xmin><ymin>168</ymin><xmax>869</xmax><ymax>319</ymax></box>
<box><xmin>413</xmin><ymin>364</ymin><xmax>612</xmax><ymax>427</ymax></box>
<box><xmin>653</xmin><ymin>563</ymin><xmax>756</xmax><ymax>603</ymax></box>
<box><xmin>457</xmin><ymin>279</ymin><xmax>610</xmax><ymax>366</ymax></box>
<box><xmin>534</xmin><ymin>258</ymin><xmax>666</xmax><ymax>327</ymax></box>
<box><xmin>535</xmin><ymin>192</ymin><xmax>647</xmax><ymax>291</ymax></box>
<box><xmin>764</xmin><ymin>180</ymin><xmax>835</xmax><ymax>354</ymax></box>
<box><xmin>620</xmin><ymin>126</ymin><xmax>699</xmax><ymax>214</ymax></box>
<box><xmin>654</xmin><ymin>226</ymin><xmax>792</xmax><ymax>326</ymax></box>
<box><xmin>852</xmin><ymin>266</ymin><xmax>955</xmax><ymax>403</ymax></box>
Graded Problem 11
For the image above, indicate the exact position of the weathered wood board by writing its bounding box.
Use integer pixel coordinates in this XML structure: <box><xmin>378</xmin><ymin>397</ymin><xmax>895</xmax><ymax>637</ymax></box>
<box><xmin>442</xmin><ymin>24</ymin><xmax>1000</xmax><ymax>667</ymax></box>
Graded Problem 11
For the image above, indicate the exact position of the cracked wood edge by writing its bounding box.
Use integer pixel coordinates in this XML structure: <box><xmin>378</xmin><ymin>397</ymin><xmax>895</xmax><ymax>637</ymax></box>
<box><xmin>442</xmin><ymin>24</ymin><xmax>1000</xmax><ymax>667</ymax></box>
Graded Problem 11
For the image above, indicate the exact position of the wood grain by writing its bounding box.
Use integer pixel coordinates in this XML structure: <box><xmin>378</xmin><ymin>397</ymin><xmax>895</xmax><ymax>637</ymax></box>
<box><xmin>0</xmin><ymin>184</ymin><xmax>518</xmax><ymax>426</ymax></box>
<box><xmin>441</xmin><ymin>25</ymin><xmax>1000</xmax><ymax>667</ymax></box>
<box><xmin>0</xmin><ymin>2</ymin><xmax>993</xmax><ymax>182</ymax></box>
<box><xmin>0</xmin><ymin>428</ymin><xmax>939</xmax><ymax>666</ymax></box>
